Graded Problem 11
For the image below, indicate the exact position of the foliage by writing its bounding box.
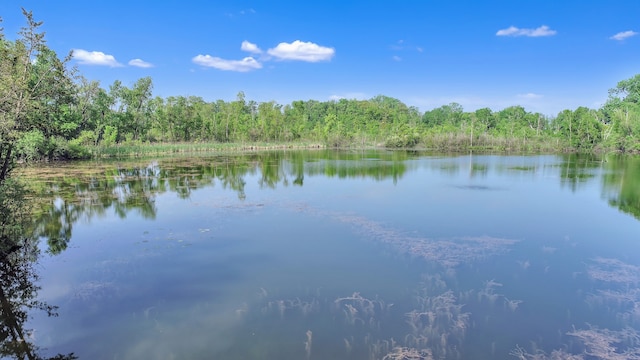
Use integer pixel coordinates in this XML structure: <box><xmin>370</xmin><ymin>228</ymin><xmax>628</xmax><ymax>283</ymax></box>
<box><xmin>384</xmin><ymin>128</ymin><xmax>421</xmax><ymax>148</ymax></box>
<box><xmin>602</xmin><ymin>76</ymin><xmax>640</xmax><ymax>151</ymax></box>
<box><xmin>15</xmin><ymin>129</ymin><xmax>47</xmax><ymax>162</ymax></box>
<box><xmin>70</xmin><ymin>129</ymin><xmax>98</xmax><ymax>147</ymax></box>
<box><xmin>551</xmin><ymin>107</ymin><xmax>603</xmax><ymax>150</ymax></box>
<box><xmin>4</xmin><ymin>9</ymin><xmax>640</xmax><ymax>175</ymax></box>
<box><xmin>101</xmin><ymin>125</ymin><xmax>118</xmax><ymax>146</ymax></box>
<box><xmin>0</xmin><ymin>8</ymin><xmax>76</xmax><ymax>179</ymax></box>
<box><xmin>47</xmin><ymin>136</ymin><xmax>91</xmax><ymax>160</ymax></box>
<box><xmin>0</xmin><ymin>13</ymin><xmax>80</xmax><ymax>358</ymax></box>
<box><xmin>51</xmin><ymin>75</ymin><xmax>640</xmax><ymax>154</ymax></box>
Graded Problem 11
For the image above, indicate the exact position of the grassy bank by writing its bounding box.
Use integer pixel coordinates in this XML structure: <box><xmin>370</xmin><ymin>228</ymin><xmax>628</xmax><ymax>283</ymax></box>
<box><xmin>85</xmin><ymin>132</ymin><xmax>572</xmax><ymax>159</ymax></box>
<box><xmin>88</xmin><ymin>141</ymin><xmax>328</xmax><ymax>158</ymax></box>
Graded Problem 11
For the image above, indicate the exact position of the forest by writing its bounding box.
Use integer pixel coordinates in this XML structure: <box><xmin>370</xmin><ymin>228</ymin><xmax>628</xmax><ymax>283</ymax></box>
<box><xmin>2</xmin><ymin>9</ymin><xmax>640</xmax><ymax>173</ymax></box>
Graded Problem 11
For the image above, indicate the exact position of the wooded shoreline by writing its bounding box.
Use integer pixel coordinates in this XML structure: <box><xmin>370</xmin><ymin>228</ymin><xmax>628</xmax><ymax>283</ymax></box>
<box><xmin>3</xmin><ymin>9</ymin><xmax>640</xmax><ymax>173</ymax></box>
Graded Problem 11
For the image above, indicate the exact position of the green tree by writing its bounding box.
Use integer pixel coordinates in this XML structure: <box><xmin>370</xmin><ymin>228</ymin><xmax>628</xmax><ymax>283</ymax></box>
<box><xmin>553</xmin><ymin>109</ymin><xmax>574</xmax><ymax>147</ymax></box>
<box><xmin>257</xmin><ymin>101</ymin><xmax>284</xmax><ymax>141</ymax></box>
<box><xmin>1</xmin><ymin>9</ymin><xmax>75</xmax><ymax>179</ymax></box>
<box><xmin>121</xmin><ymin>77</ymin><xmax>154</xmax><ymax>141</ymax></box>
<box><xmin>602</xmin><ymin>74</ymin><xmax>640</xmax><ymax>151</ymax></box>
<box><xmin>422</xmin><ymin>103</ymin><xmax>464</xmax><ymax>128</ymax></box>
<box><xmin>609</xmin><ymin>74</ymin><xmax>640</xmax><ymax>104</ymax></box>
<box><xmin>229</xmin><ymin>91</ymin><xmax>249</xmax><ymax>142</ymax></box>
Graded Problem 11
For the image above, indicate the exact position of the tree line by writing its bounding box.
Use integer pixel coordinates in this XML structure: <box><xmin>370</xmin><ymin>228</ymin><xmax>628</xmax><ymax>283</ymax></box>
<box><xmin>3</xmin><ymin>10</ymin><xmax>640</xmax><ymax>174</ymax></box>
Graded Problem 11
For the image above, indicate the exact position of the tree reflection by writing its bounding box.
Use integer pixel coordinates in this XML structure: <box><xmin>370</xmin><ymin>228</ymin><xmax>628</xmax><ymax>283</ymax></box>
<box><xmin>9</xmin><ymin>151</ymin><xmax>640</xmax><ymax>358</ymax></box>
<box><xmin>602</xmin><ymin>155</ymin><xmax>640</xmax><ymax>220</ymax></box>
<box><xmin>558</xmin><ymin>154</ymin><xmax>601</xmax><ymax>192</ymax></box>
<box><xmin>258</xmin><ymin>152</ymin><xmax>286</xmax><ymax>189</ymax></box>
<box><xmin>302</xmin><ymin>150</ymin><xmax>409</xmax><ymax>184</ymax></box>
<box><xmin>21</xmin><ymin>151</ymin><xmax>640</xmax><ymax>259</ymax></box>
<box><xmin>0</xmin><ymin>179</ymin><xmax>77</xmax><ymax>360</ymax></box>
<box><xmin>24</xmin><ymin>151</ymin><xmax>412</xmax><ymax>254</ymax></box>
<box><xmin>32</xmin><ymin>200</ymin><xmax>79</xmax><ymax>255</ymax></box>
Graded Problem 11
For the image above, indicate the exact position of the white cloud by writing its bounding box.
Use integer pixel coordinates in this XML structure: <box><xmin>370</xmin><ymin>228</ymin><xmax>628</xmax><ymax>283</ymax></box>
<box><xmin>72</xmin><ymin>49</ymin><xmax>123</xmax><ymax>67</ymax></box>
<box><xmin>390</xmin><ymin>40</ymin><xmax>404</xmax><ymax>51</ymax></box>
<box><xmin>128</xmin><ymin>58</ymin><xmax>154</xmax><ymax>68</ymax></box>
<box><xmin>610</xmin><ymin>30</ymin><xmax>638</xmax><ymax>41</ymax></box>
<box><xmin>496</xmin><ymin>25</ymin><xmax>557</xmax><ymax>37</ymax></box>
<box><xmin>241</xmin><ymin>41</ymin><xmax>262</xmax><ymax>54</ymax></box>
<box><xmin>329</xmin><ymin>92</ymin><xmax>368</xmax><ymax>101</ymax></box>
<box><xmin>267</xmin><ymin>40</ymin><xmax>335</xmax><ymax>62</ymax></box>
<box><xmin>392</xmin><ymin>55</ymin><xmax>402</xmax><ymax>62</ymax></box>
<box><xmin>517</xmin><ymin>93</ymin><xmax>543</xmax><ymax>99</ymax></box>
<box><xmin>194</xmin><ymin>40</ymin><xmax>334</xmax><ymax>72</ymax></box>
<box><xmin>226</xmin><ymin>8</ymin><xmax>256</xmax><ymax>18</ymax></box>
<box><xmin>192</xmin><ymin>55</ymin><xmax>262</xmax><ymax>72</ymax></box>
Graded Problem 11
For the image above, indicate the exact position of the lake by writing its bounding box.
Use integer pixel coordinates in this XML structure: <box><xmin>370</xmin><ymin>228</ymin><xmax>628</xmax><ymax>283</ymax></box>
<box><xmin>10</xmin><ymin>150</ymin><xmax>640</xmax><ymax>359</ymax></box>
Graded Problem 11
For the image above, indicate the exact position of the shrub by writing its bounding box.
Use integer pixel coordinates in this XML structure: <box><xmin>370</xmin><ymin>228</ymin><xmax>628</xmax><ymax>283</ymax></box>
<box><xmin>70</xmin><ymin>130</ymin><xmax>98</xmax><ymax>147</ymax></box>
<box><xmin>48</xmin><ymin>137</ymin><xmax>91</xmax><ymax>160</ymax></box>
<box><xmin>16</xmin><ymin>130</ymin><xmax>47</xmax><ymax>162</ymax></box>
<box><xmin>385</xmin><ymin>132</ymin><xmax>421</xmax><ymax>148</ymax></box>
<box><xmin>101</xmin><ymin>126</ymin><xmax>118</xmax><ymax>146</ymax></box>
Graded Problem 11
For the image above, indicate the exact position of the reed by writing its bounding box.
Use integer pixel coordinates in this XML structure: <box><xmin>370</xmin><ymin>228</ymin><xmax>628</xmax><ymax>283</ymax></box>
<box><xmin>90</xmin><ymin>141</ymin><xmax>326</xmax><ymax>158</ymax></box>
<box><xmin>421</xmin><ymin>132</ymin><xmax>562</xmax><ymax>153</ymax></box>
<box><xmin>262</xmin><ymin>297</ymin><xmax>320</xmax><ymax>319</ymax></box>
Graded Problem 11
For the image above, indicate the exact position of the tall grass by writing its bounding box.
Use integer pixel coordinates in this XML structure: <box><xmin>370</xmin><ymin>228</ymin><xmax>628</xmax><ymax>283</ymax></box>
<box><xmin>92</xmin><ymin>141</ymin><xmax>327</xmax><ymax>158</ymax></box>
<box><xmin>421</xmin><ymin>132</ymin><xmax>564</xmax><ymax>153</ymax></box>
<box><xmin>90</xmin><ymin>135</ymin><xmax>564</xmax><ymax>159</ymax></box>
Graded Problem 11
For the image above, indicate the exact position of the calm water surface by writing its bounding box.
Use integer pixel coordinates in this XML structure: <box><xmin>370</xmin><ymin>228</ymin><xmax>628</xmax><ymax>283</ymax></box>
<box><xmin>13</xmin><ymin>151</ymin><xmax>640</xmax><ymax>359</ymax></box>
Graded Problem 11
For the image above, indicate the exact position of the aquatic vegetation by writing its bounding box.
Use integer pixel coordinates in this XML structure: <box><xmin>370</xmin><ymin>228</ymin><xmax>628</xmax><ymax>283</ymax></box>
<box><xmin>585</xmin><ymin>258</ymin><xmax>640</xmax><ymax>325</ymax></box>
<box><xmin>221</xmin><ymin>207</ymin><xmax>517</xmax><ymax>358</ymax></box>
<box><xmin>71</xmin><ymin>281</ymin><xmax>118</xmax><ymax>302</ymax></box>
<box><xmin>512</xmin><ymin>327</ymin><xmax>640</xmax><ymax>360</ymax></box>
<box><xmin>568</xmin><ymin>326</ymin><xmax>640</xmax><ymax>359</ymax></box>
<box><xmin>382</xmin><ymin>346</ymin><xmax>433</xmax><ymax>360</ymax></box>
<box><xmin>304</xmin><ymin>330</ymin><xmax>312</xmax><ymax>359</ymax></box>
<box><xmin>261</xmin><ymin>297</ymin><xmax>321</xmax><ymax>319</ymax></box>
<box><xmin>333</xmin><ymin>214</ymin><xmax>518</xmax><ymax>268</ymax></box>
<box><xmin>510</xmin><ymin>344</ymin><xmax>583</xmax><ymax>360</ymax></box>
<box><xmin>587</xmin><ymin>257</ymin><xmax>640</xmax><ymax>285</ymax></box>
<box><xmin>334</xmin><ymin>292</ymin><xmax>392</xmax><ymax>326</ymax></box>
<box><xmin>507</xmin><ymin>166</ymin><xmax>537</xmax><ymax>172</ymax></box>
<box><xmin>15</xmin><ymin>152</ymin><xmax>640</xmax><ymax>359</ymax></box>
<box><xmin>403</xmin><ymin>277</ymin><xmax>469</xmax><ymax>359</ymax></box>
<box><xmin>513</xmin><ymin>257</ymin><xmax>640</xmax><ymax>359</ymax></box>
<box><xmin>248</xmin><ymin>274</ymin><xmax>470</xmax><ymax>360</ymax></box>
<box><xmin>474</xmin><ymin>279</ymin><xmax>523</xmax><ymax>311</ymax></box>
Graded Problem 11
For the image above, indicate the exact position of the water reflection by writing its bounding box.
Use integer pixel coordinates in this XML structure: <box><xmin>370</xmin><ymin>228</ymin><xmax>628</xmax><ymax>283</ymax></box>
<box><xmin>24</xmin><ymin>150</ymin><xmax>413</xmax><ymax>252</ymax></box>
<box><xmin>26</xmin><ymin>152</ymin><xmax>640</xmax><ymax>233</ymax></box>
<box><xmin>0</xmin><ymin>181</ymin><xmax>76</xmax><ymax>360</ymax></box>
<box><xmin>14</xmin><ymin>151</ymin><xmax>640</xmax><ymax>359</ymax></box>
<box><xmin>602</xmin><ymin>156</ymin><xmax>640</xmax><ymax>220</ymax></box>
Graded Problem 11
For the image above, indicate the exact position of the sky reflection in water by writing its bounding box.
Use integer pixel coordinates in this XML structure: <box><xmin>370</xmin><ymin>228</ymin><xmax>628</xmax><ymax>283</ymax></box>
<box><xmin>18</xmin><ymin>151</ymin><xmax>640</xmax><ymax>360</ymax></box>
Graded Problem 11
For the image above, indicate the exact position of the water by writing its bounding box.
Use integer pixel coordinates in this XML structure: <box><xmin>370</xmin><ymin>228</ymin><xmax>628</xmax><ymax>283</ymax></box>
<box><xmin>9</xmin><ymin>150</ymin><xmax>640</xmax><ymax>359</ymax></box>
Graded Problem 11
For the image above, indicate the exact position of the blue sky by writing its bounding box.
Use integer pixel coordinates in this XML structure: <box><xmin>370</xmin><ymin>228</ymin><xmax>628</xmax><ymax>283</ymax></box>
<box><xmin>1</xmin><ymin>1</ymin><xmax>639</xmax><ymax>116</ymax></box>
